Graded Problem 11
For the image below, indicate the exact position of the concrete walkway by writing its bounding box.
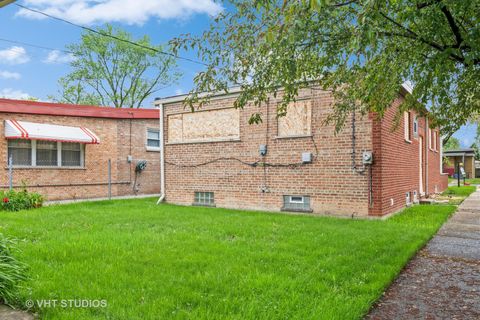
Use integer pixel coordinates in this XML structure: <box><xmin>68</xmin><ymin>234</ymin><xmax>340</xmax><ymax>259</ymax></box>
<box><xmin>367</xmin><ymin>188</ymin><xmax>480</xmax><ymax>319</ymax></box>
<box><xmin>0</xmin><ymin>305</ymin><xmax>34</xmax><ymax>320</ymax></box>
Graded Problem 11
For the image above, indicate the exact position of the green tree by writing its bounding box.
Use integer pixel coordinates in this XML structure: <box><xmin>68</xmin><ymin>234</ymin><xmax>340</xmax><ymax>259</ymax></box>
<box><xmin>54</xmin><ymin>25</ymin><xmax>179</xmax><ymax>108</ymax></box>
<box><xmin>472</xmin><ymin>123</ymin><xmax>480</xmax><ymax>160</ymax></box>
<box><xmin>172</xmin><ymin>0</ymin><xmax>479</xmax><ymax>137</ymax></box>
<box><xmin>443</xmin><ymin>136</ymin><xmax>460</xmax><ymax>150</ymax></box>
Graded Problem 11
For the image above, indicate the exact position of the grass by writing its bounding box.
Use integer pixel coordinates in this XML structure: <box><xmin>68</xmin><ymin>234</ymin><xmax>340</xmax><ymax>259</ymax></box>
<box><xmin>442</xmin><ymin>186</ymin><xmax>477</xmax><ymax>197</ymax></box>
<box><xmin>437</xmin><ymin>186</ymin><xmax>476</xmax><ymax>205</ymax></box>
<box><xmin>0</xmin><ymin>199</ymin><xmax>456</xmax><ymax>320</ymax></box>
<box><xmin>0</xmin><ymin>234</ymin><xmax>28</xmax><ymax>305</ymax></box>
<box><xmin>449</xmin><ymin>178</ymin><xmax>480</xmax><ymax>185</ymax></box>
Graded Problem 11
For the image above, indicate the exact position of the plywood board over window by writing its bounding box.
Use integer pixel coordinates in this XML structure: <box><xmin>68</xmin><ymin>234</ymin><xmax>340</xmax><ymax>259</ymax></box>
<box><xmin>168</xmin><ymin>108</ymin><xmax>240</xmax><ymax>143</ymax></box>
<box><xmin>277</xmin><ymin>100</ymin><xmax>312</xmax><ymax>137</ymax></box>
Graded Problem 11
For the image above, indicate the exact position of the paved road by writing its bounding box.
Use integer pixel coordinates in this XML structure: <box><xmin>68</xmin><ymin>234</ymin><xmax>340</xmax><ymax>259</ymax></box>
<box><xmin>367</xmin><ymin>188</ymin><xmax>480</xmax><ymax>319</ymax></box>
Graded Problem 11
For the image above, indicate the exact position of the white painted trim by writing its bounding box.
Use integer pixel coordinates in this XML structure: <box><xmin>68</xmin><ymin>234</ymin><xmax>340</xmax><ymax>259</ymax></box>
<box><xmin>156</xmin><ymin>103</ymin><xmax>165</xmax><ymax>205</ymax></box>
<box><xmin>57</xmin><ymin>141</ymin><xmax>62</xmax><ymax>167</ymax></box>
<box><xmin>31</xmin><ymin>140</ymin><xmax>36</xmax><ymax>166</ymax></box>
<box><xmin>154</xmin><ymin>86</ymin><xmax>243</xmax><ymax>105</ymax></box>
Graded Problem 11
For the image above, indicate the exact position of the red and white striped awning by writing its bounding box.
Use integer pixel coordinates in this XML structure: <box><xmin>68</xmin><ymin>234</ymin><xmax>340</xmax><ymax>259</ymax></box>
<box><xmin>4</xmin><ymin>120</ymin><xmax>100</xmax><ymax>144</ymax></box>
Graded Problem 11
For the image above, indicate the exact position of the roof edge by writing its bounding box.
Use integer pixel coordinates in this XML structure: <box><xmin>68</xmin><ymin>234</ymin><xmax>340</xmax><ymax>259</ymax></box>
<box><xmin>156</xmin><ymin>82</ymin><xmax>415</xmax><ymax>106</ymax></box>
<box><xmin>0</xmin><ymin>98</ymin><xmax>159</xmax><ymax>119</ymax></box>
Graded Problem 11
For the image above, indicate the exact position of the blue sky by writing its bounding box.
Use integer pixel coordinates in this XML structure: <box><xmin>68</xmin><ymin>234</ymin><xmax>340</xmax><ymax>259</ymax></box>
<box><xmin>0</xmin><ymin>0</ymin><xmax>476</xmax><ymax>146</ymax></box>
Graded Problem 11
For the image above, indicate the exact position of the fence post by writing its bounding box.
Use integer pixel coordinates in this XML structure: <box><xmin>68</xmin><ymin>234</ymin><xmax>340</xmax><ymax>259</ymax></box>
<box><xmin>108</xmin><ymin>159</ymin><xmax>112</xmax><ymax>200</ymax></box>
<box><xmin>8</xmin><ymin>155</ymin><xmax>13</xmax><ymax>190</ymax></box>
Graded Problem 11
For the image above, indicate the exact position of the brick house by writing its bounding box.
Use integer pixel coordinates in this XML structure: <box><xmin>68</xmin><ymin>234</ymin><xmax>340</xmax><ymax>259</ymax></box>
<box><xmin>155</xmin><ymin>84</ymin><xmax>448</xmax><ymax>217</ymax></box>
<box><xmin>443</xmin><ymin>148</ymin><xmax>477</xmax><ymax>178</ymax></box>
<box><xmin>0</xmin><ymin>98</ymin><xmax>161</xmax><ymax>200</ymax></box>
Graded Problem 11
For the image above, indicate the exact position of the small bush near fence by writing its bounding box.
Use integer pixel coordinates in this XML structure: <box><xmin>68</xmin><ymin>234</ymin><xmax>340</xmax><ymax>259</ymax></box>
<box><xmin>0</xmin><ymin>189</ymin><xmax>44</xmax><ymax>212</ymax></box>
<box><xmin>0</xmin><ymin>234</ymin><xmax>28</xmax><ymax>305</ymax></box>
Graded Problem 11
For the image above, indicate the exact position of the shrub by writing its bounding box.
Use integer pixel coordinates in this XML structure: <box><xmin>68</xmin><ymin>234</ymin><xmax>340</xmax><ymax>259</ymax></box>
<box><xmin>0</xmin><ymin>189</ymin><xmax>44</xmax><ymax>212</ymax></box>
<box><xmin>0</xmin><ymin>234</ymin><xmax>27</xmax><ymax>305</ymax></box>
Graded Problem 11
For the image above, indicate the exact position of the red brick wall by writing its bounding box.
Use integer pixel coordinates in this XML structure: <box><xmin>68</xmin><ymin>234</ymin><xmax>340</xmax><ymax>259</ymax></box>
<box><xmin>369</xmin><ymin>97</ymin><xmax>447</xmax><ymax>216</ymax></box>
<box><xmin>0</xmin><ymin>113</ymin><xmax>160</xmax><ymax>200</ymax></box>
<box><xmin>163</xmin><ymin>88</ymin><xmax>373</xmax><ymax>216</ymax></box>
<box><xmin>162</xmin><ymin>89</ymin><xmax>447</xmax><ymax>217</ymax></box>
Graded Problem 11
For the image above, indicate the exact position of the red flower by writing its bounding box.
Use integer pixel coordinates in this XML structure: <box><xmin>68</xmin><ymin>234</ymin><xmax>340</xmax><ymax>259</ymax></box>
<box><xmin>3</xmin><ymin>197</ymin><xmax>9</xmax><ymax>203</ymax></box>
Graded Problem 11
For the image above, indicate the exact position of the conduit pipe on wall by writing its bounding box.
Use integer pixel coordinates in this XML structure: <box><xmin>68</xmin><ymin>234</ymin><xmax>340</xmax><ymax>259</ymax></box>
<box><xmin>425</xmin><ymin>117</ymin><xmax>429</xmax><ymax>196</ymax></box>
<box><xmin>156</xmin><ymin>103</ymin><xmax>165</xmax><ymax>204</ymax></box>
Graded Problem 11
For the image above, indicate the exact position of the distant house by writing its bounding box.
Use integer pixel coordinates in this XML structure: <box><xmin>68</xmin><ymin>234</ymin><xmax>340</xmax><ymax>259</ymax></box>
<box><xmin>443</xmin><ymin>148</ymin><xmax>477</xmax><ymax>178</ymax></box>
<box><xmin>155</xmin><ymin>84</ymin><xmax>448</xmax><ymax>217</ymax></box>
<box><xmin>0</xmin><ymin>99</ymin><xmax>161</xmax><ymax>200</ymax></box>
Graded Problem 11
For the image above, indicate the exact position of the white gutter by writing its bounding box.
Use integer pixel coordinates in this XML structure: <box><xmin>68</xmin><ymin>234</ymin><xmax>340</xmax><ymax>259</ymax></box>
<box><xmin>156</xmin><ymin>103</ymin><xmax>165</xmax><ymax>204</ymax></box>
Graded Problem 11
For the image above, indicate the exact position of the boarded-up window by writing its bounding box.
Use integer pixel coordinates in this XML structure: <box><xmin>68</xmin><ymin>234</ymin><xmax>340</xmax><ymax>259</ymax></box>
<box><xmin>168</xmin><ymin>108</ymin><xmax>240</xmax><ymax>143</ymax></box>
<box><xmin>277</xmin><ymin>100</ymin><xmax>312</xmax><ymax>137</ymax></box>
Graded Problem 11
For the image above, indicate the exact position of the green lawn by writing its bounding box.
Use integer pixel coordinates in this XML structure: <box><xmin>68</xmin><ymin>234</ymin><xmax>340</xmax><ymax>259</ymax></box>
<box><xmin>438</xmin><ymin>186</ymin><xmax>477</xmax><ymax>205</ymax></box>
<box><xmin>0</xmin><ymin>199</ymin><xmax>455</xmax><ymax>320</ymax></box>
<box><xmin>449</xmin><ymin>178</ymin><xmax>480</xmax><ymax>185</ymax></box>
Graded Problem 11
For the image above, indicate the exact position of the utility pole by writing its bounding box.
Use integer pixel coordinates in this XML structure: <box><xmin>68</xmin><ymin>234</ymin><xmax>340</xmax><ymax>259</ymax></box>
<box><xmin>0</xmin><ymin>1</ymin><xmax>16</xmax><ymax>8</ymax></box>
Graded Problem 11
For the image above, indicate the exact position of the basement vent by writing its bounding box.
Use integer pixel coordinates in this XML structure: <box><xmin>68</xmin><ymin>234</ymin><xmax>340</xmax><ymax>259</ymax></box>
<box><xmin>194</xmin><ymin>192</ymin><xmax>215</xmax><ymax>206</ymax></box>
<box><xmin>282</xmin><ymin>195</ymin><xmax>312</xmax><ymax>212</ymax></box>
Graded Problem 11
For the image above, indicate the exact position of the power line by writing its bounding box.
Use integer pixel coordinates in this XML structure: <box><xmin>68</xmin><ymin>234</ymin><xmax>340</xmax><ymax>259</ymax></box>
<box><xmin>15</xmin><ymin>3</ymin><xmax>208</xmax><ymax>66</ymax></box>
<box><xmin>0</xmin><ymin>37</ymin><xmax>73</xmax><ymax>54</ymax></box>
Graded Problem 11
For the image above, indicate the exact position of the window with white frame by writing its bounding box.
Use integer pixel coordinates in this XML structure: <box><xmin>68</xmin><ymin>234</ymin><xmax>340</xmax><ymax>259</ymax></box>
<box><xmin>404</xmin><ymin>111</ymin><xmax>411</xmax><ymax>142</ymax></box>
<box><xmin>7</xmin><ymin>139</ymin><xmax>84</xmax><ymax>167</ymax></box>
<box><xmin>7</xmin><ymin>139</ymin><xmax>32</xmax><ymax>166</ymax></box>
<box><xmin>413</xmin><ymin>116</ymin><xmax>419</xmax><ymax>137</ymax></box>
<box><xmin>36</xmin><ymin>141</ymin><xmax>57</xmax><ymax>166</ymax></box>
<box><xmin>62</xmin><ymin>142</ymin><xmax>82</xmax><ymax>166</ymax></box>
<box><xmin>433</xmin><ymin>130</ymin><xmax>438</xmax><ymax>151</ymax></box>
<box><xmin>146</xmin><ymin>128</ymin><xmax>160</xmax><ymax>150</ymax></box>
<box><xmin>282</xmin><ymin>195</ymin><xmax>312</xmax><ymax>212</ymax></box>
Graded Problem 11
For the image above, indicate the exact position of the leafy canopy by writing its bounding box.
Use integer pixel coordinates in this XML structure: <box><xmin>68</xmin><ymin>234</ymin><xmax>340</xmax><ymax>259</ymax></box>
<box><xmin>172</xmin><ymin>0</ymin><xmax>479</xmax><ymax>136</ymax></box>
<box><xmin>53</xmin><ymin>25</ymin><xmax>180</xmax><ymax>108</ymax></box>
<box><xmin>443</xmin><ymin>136</ymin><xmax>460</xmax><ymax>150</ymax></box>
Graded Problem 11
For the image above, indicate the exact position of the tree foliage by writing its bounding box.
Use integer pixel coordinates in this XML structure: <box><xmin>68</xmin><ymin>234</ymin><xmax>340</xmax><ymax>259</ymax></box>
<box><xmin>472</xmin><ymin>123</ymin><xmax>480</xmax><ymax>159</ymax></box>
<box><xmin>54</xmin><ymin>25</ymin><xmax>180</xmax><ymax>108</ymax></box>
<box><xmin>443</xmin><ymin>136</ymin><xmax>460</xmax><ymax>150</ymax></box>
<box><xmin>172</xmin><ymin>0</ymin><xmax>479</xmax><ymax>137</ymax></box>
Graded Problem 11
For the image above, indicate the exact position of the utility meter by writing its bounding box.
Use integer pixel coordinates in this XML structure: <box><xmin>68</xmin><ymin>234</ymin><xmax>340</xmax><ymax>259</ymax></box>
<box><xmin>362</xmin><ymin>151</ymin><xmax>373</xmax><ymax>165</ymax></box>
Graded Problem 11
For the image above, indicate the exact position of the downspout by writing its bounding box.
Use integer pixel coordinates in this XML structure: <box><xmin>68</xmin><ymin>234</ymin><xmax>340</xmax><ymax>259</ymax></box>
<box><xmin>440</xmin><ymin>133</ymin><xmax>444</xmax><ymax>174</ymax></box>
<box><xmin>425</xmin><ymin>117</ymin><xmax>429</xmax><ymax>196</ymax></box>
<box><xmin>156</xmin><ymin>103</ymin><xmax>165</xmax><ymax>204</ymax></box>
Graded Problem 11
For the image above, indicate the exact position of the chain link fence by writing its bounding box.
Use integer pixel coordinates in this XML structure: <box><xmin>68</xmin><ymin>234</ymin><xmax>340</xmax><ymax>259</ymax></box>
<box><xmin>1</xmin><ymin>157</ymin><xmax>161</xmax><ymax>201</ymax></box>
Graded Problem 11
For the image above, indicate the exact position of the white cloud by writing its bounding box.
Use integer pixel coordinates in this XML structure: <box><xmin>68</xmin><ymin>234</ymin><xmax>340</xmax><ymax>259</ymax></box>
<box><xmin>0</xmin><ymin>88</ymin><xmax>31</xmax><ymax>100</ymax></box>
<box><xmin>0</xmin><ymin>71</ymin><xmax>21</xmax><ymax>80</ymax></box>
<box><xmin>17</xmin><ymin>0</ymin><xmax>223</xmax><ymax>25</ymax></box>
<box><xmin>175</xmin><ymin>88</ymin><xmax>184</xmax><ymax>95</ymax></box>
<box><xmin>0</xmin><ymin>47</ymin><xmax>30</xmax><ymax>65</ymax></box>
<box><xmin>43</xmin><ymin>50</ymin><xmax>76</xmax><ymax>64</ymax></box>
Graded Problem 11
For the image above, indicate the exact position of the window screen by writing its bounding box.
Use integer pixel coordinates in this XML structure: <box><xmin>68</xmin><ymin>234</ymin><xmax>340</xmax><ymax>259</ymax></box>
<box><xmin>7</xmin><ymin>139</ymin><xmax>31</xmax><ymax>166</ymax></box>
<box><xmin>194</xmin><ymin>192</ymin><xmax>215</xmax><ymax>206</ymax></box>
<box><xmin>62</xmin><ymin>142</ymin><xmax>82</xmax><ymax>167</ymax></box>
<box><xmin>282</xmin><ymin>195</ymin><xmax>311</xmax><ymax>212</ymax></box>
<box><xmin>36</xmin><ymin>141</ymin><xmax>58</xmax><ymax>166</ymax></box>
<box><xmin>147</xmin><ymin>129</ymin><xmax>160</xmax><ymax>148</ymax></box>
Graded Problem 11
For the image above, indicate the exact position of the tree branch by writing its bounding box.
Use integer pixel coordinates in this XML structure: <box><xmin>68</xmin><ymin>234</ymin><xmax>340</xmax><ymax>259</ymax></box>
<box><xmin>439</xmin><ymin>4</ymin><xmax>464</xmax><ymax>49</ymax></box>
